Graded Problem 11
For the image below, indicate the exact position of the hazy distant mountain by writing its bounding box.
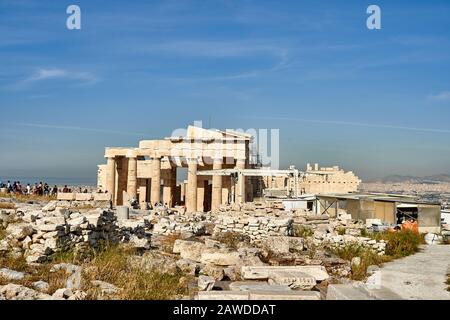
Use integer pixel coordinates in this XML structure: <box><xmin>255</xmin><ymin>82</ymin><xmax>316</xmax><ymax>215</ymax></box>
<box><xmin>424</xmin><ymin>174</ymin><xmax>450</xmax><ymax>182</ymax></box>
<box><xmin>371</xmin><ymin>174</ymin><xmax>450</xmax><ymax>183</ymax></box>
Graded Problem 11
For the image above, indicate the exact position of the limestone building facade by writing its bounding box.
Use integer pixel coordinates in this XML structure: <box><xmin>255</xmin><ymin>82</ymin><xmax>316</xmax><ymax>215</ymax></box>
<box><xmin>299</xmin><ymin>163</ymin><xmax>361</xmax><ymax>194</ymax></box>
<box><xmin>263</xmin><ymin>163</ymin><xmax>361</xmax><ymax>195</ymax></box>
<box><xmin>97</xmin><ymin>126</ymin><xmax>253</xmax><ymax>212</ymax></box>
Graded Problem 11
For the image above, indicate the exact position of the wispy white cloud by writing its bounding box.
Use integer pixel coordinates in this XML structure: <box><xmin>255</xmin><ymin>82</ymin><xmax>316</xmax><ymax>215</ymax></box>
<box><xmin>7</xmin><ymin>68</ymin><xmax>99</xmax><ymax>90</ymax></box>
<box><xmin>428</xmin><ymin>91</ymin><xmax>450</xmax><ymax>102</ymax></box>
<box><xmin>24</xmin><ymin>68</ymin><xmax>98</xmax><ymax>85</ymax></box>
<box><xmin>27</xmin><ymin>68</ymin><xmax>68</xmax><ymax>81</ymax></box>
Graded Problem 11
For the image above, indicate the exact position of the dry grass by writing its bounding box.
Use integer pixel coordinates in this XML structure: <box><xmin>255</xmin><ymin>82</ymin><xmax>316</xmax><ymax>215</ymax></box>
<box><xmin>0</xmin><ymin>254</ymin><xmax>69</xmax><ymax>295</ymax></box>
<box><xmin>332</xmin><ymin>230</ymin><xmax>424</xmax><ymax>280</ymax></box>
<box><xmin>159</xmin><ymin>233</ymin><xmax>182</xmax><ymax>254</ymax></box>
<box><xmin>370</xmin><ymin>230</ymin><xmax>424</xmax><ymax>258</ymax></box>
<box><xmin>331</xmin><ymin>245</ymin><xmax>391</xmax><ymax>281</ymax></box>
<box><xmin>0</xmin><ymin>193</ymin><xmax>56</xmax><ymax>203</ymax></box>
<box><xmin>446</xmin><ymin>275</ymin><xmax>450</xmax><ymax>292</ymax></box>
<box><xmin>80</xmin><ymin>245</ymin><xmax>189</xmax><ymax>300</ymax></box>
<box><xmin>213</xmin><ymin>231</ymin><xmax>250</xmax><ymax>250</ymax></box>
<box><xmin>70</xmin><ymin>204</ymin><xmax>97</xmax><ymax>210</ymax></box>
<box><xmin>293</xmin><ymin>225</ymin><xmax>314</xmax><ymax>238</ymax></box>
<box><xmin>21</xmin><ymin>267</ymin><xmax>69</xmax><ymax>295</ymax></box>
<box><xmin>0</xmin><ymin>254</ymin><xmax>29</xmax><ymax>272</ymax></box>
<box><xmin>0</xmin><ymin>244</ymin><xmax>190</xmax><ymax>299</ymax></box>
<box><xmin>0</xmin><ymin>202</ymin><xmax>16</xmax><ymax>209</ymax></box>
<box><xmin>336</xmin><ymin>227</ymin><xmax>346</xmax><ymax>236</ymax></box>
<box><xmin>0</xmin><ymin>227</ymin><xmax>6</xmax><ymax>240</ymax></box>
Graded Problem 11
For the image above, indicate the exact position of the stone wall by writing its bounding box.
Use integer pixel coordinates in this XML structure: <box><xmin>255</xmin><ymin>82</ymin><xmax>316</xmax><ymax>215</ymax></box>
<box><xmin>292</xmin><ymin>210</ymin><xmax>387</xmax><ymax>255</ymax></box>
<box><xmin>152</xmin><ymin>212</ymin><xmax>214</xmax><ymax>236</ymax></box>
<box><xmin>47</xmin><ymin>197</ymin><xmax>111</xmax><ymax>211</ymax></box>
<box><xmin>213</xmin><ymin>215</ymin><xmax>294</xmax><ymax>241</ymax></box>
<box><xmin>0</xmin><ymin>207</ymin><xmax>151</xmax><ymax>264</ymax></box>
<box><xmin>150</xmin><ymin>202</ymin><xmax>294</xmax><ymax>242</ymax></box>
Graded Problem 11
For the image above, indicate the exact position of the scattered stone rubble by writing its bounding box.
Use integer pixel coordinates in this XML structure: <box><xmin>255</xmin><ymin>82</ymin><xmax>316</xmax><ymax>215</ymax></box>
<box><xmin>292</xmin><ymin>210</ymin><xmax>387</xmax><ymax>255</ymax></box>
<box><xmin>0</xmin><ymin>204</ymin><xmax>151</xmax><ymax>264</ymax></box>
<box><xmin>152</xmin><ymin>211</ymin><xmax>213</xmax><ymax>237</ymax></box>
<box><xmin>0</xmin><ymin>199</ymin><xmax>408</xmax><ymax>300</ymax></box>
<box><xmin>0</xmin><ymin>283</ymin><xmax>52</xmax><ymax>300</ymax></box>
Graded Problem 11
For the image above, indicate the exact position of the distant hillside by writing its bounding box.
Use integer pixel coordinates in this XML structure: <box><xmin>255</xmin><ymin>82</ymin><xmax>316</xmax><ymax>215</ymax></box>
<box><xmin>371</xmin><ymin>174</ymin><xmax>450</xmax><ymax>183</ymax></box>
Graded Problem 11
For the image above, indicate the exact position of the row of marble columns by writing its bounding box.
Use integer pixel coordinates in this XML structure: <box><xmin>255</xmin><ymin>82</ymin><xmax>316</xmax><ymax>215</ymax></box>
<box><xmin>187</xmin><ymin>158</ymin><xmax>228</xmax><ymax>213</ymax></box>
<box><xmin>186</xmin><ymin>158</ymin><xmax>247</xmax><ymax>213</ymax></box>
<box><xmin>106</xmin><ymin>156</ymin><xmax>164</xmax><ymax>206</ymax></box>
<box><xmin>106</xmin><ymin>156</ymin><xmax>138</xmax><ymax>205</ymax></box>
<box><xmin>106</xmin><ymin>156</ymin><xmax>247</xmax><ymax>212</ymax></box>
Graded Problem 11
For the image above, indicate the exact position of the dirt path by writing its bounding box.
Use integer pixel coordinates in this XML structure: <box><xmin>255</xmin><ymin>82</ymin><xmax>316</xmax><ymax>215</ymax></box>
<box><xmin>377</xmin><ymin>245</ymin><xmax>450</xmax><ymax>300</ymax></box>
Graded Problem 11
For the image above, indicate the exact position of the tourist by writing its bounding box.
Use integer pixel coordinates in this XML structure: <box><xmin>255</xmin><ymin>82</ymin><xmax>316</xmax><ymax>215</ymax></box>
<box><xmin>52</xmin><ymin>185</ymin><xmax>58</xmax><ymax>195</ymax></box>
<box><xmin>44</xmin><ymin>184</ymin><xmax>49</xmax><ymax>196</ymax></box>
<box><xmin>130</xmin><ymin>198</ymin><xmax>139</xmax><ymax>209</ymax></box>
<box><xmin>63</xmin><ymin>185</ymin><xmax>69</xmax><ymax>193</ymax></box>
<box><xmin>26</xmin><ymin>184</ymin><xmax>31</xmax><ymax>195</ymax></box>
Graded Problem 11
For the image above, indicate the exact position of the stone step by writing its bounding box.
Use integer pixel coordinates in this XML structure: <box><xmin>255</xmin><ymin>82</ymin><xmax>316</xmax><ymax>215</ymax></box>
<box><xmin>267</xmin><ymin>271</ymin><xmax>316</xmax><ymax>290</ymax></box>
<box><xmin>197</xmin><ymin>291</ymin><xmax>250</xmax><ymax>300</ymax></box>
<box><xmin>326</xmin><ymin>284</ymin><xmax>375</xmax><ymax>300</ymax></box>
<box><xmin>241</xmin><ymin>266</ymin><xmax>329</xmax><ymax>282</ymax></box>
<box><xmin>229</xmin><ymin>281</ymin><xmax>292</xmax><ymax>292</ymax></box>
<box><xmin>197</xmin><ymin>290</ymin><xmax>321</xmax><ymax>301</ymax></box>
<box><xmin>326</xmin><ymin>284</ymin><xmax>403</xmax><ymax>300</ymax></box>
<box><xmin>249</xmin><ymin>290</ymin><xmax>321</xmax><ymax>300</ymax></box>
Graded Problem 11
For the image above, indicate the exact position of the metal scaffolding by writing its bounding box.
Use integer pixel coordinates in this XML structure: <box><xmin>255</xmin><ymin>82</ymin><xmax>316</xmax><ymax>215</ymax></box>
<box><xmin>197</xmin><ymin>166</ymin><xmax>329</xmax><ymax>199</ymax></box>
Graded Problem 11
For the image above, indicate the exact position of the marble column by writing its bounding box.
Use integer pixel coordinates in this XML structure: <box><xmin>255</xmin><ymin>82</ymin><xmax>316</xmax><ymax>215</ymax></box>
<box><xmin>211</xmin><ymin>158</ymin><xmax>223</xmax><ymax>212</ymax></box>
<box><xmin>163</xmin><ymin>167</ymin><xmax>177</xmax><ymax>207</ymax></box>
<box><xmin>236</xmin><ymin>159</ymin><xmax>246</xmax><ymax>204</ymax></box>
<box><xmin>127</xmin><ymin>156</ymin><xmax>137</xmax><ymax>200</ymax></box>
<box><xmin>106</xmin><ymin>157</ymin><xmax>116</xmax><ymax>204</ymax></box>
<box><xmin>138</xmin><ymin>181</ymin><xmax>147</xmax><ymax>209</ymax></box>
<box><xmin>180</xmin><ymin>182</ymin><xmax>186</xmax><ymax>204</ymax></box>
<box><xmin>222</xmin><ymin>177</ymin><xmax>231</xmax><ymax>205</ymax></box>
<box><xmin>170</xmin><ymin>166</ymin><xmax>177</xmax><ymax>206</ymax></box>
<box><xmin>186</xmin><ymin>158</ymin><xmax>198</xmax><ymax>213</ymax></box>
<box><xmin>197</xmin><ymin>177</ymin><xmax>205</xmax><ymax>212</ymax></box>
<box><xmin>150</xmin><ymin>157</ymin><xmax>161</xmax><ymax>205</ymax></box>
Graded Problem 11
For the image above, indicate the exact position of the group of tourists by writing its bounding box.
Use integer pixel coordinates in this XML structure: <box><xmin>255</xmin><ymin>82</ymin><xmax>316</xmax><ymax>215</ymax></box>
<box><xmin>0</xmin><ymin>180</ymin><xmax>58</xmax><ymax>196</ymax></box>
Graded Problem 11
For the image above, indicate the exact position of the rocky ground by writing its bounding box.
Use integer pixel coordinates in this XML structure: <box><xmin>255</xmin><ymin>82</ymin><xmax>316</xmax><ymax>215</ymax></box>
<box><xmin>0</xmin><ymin>195</ymin><xmax>446</xmax><ymax>300</ymax></box>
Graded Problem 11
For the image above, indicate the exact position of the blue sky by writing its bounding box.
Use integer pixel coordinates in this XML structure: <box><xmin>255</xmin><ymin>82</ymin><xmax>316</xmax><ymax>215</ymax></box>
<box><xmin>1</xmin><ymin>0</ymin><xmax>450</xmax><ymax>181</ymax></box>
